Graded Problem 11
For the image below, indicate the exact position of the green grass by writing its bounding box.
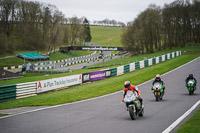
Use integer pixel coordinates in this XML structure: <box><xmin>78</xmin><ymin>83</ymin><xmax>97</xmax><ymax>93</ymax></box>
<box><xmin>0</xmin><ymin>54</ymin><xmax>198</xmax><ymax>109</ymax></box>
<box><xmin>0</xmin><ymin>114</ymin><xmax>8</xmax><ymax>117</ymax></box>
<box><xmin>90</xmin><ymin>26</ymin><xmax>124</xmax><ymax>47</ymax></box>
<box><xmin>0</xmin><ymin>57</ymin><xmax>25</xmax><ymax>68</ymax></box>
<box><xmin>176</xmin><ymin>108</ymin><xmax>200</xmax><ymax>133</ymax></box>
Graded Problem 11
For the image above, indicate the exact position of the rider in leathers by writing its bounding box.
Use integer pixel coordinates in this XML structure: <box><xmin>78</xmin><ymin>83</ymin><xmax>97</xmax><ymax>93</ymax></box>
<box><xmin>152</xmin><ymin>74</ymin><xmax>165</xmax><ymax>93</ymax></box>
<box><xmin>122</xmin><ymin>81</ymin><xmax>143</xmax><ymax>106</ymax></box>
<box><xmin>185</xmin><ymin>74</ymin><xmax>197</xmax><ymax>90</ymax></box>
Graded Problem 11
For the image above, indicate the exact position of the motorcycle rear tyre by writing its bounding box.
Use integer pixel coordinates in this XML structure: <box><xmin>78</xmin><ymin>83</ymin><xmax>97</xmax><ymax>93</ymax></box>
<box><xmin>139</xmin><ymin>108</ymin><xmax>144</xmax><ymax>117</ymax></box>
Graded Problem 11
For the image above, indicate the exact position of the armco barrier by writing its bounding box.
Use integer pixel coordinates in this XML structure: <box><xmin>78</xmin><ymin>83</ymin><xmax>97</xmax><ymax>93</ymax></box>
<box><xmin>16</xmin><ymin>82</ymin><xmax>37</xmax><ymax>99</ymax></box>
<box><xmin>135</xmin><ymin>62</ymin><xmax>140</xmax><ymax>70</ymax></box>
<box><xmin>110</xmin><ymin>68</ymin><xmax>117</xmax><ymax>77</ymax></box>
<box><xmin>144</xmin><ymin>60</ymin><xmax>148</xmax><ymax>67</ymax></box>
<box><xmin>0</xmin><ymin>84</ymin><xmax>16</xmax><ymax>102</ymax></box>
<box><xmin>148</xmin><ymin>58</ymin><xmax>152</xmax><ymax>66</ymax></box>
<box><xmin>124</xmin><ymin>64</ymin><xmax>130</xmax><ymax>73</ymax></box>
<box><xmin>139</xmin><ymin>60</ymin><xmax>144</xmax><ymax>69</ymax></box>
<box><xmin>130</xmin><ymin>62</ymin><xmax>135</xmax><ymax>72</ymax></box>
<box><xmin>159</xmin><ymin>56</ymin><xmax>162</xmax><ymax>63</ymax></box>
<box><xmin>117</xmin><ymin>66</ymin><xmax>124</xmax><ymax>76</ymax></box>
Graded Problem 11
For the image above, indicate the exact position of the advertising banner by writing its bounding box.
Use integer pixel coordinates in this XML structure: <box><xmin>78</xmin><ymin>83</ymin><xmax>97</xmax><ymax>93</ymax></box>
<box><xmin>82</xmin><ymin>70</ymin><xmax>111</xmax><ymax>82</ymax></box>
<box><xmin>64</xmin><ymin>46</ymin><xmax>127</xmax><ymax>51</ymax></box>
<box><xmin>89</xmin><ymin>70</ymin><xmax>107</xmax><ymax>82</ymax></box>
<box><xmin>37</xmin><ymin>74</ymin><xmax>82</xmax><ymax>93</ymax></box>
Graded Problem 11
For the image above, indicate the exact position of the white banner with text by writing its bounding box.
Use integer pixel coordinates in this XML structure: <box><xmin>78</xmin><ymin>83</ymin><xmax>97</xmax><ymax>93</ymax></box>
<box><xmin>37</xmin><ymin>74</ymin><xmax>82</xmax><ymax>93</ymax></box>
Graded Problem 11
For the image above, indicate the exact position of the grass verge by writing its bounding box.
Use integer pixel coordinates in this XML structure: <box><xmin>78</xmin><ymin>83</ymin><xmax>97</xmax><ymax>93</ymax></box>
<box><xmin>0</xmin><ymin>54</ymin><xmax>198</xmax><ymax>110</ymax></box>
<box><xmin>0</xmin><ymin>114</ymin><xmax>8</xmax><ymax>117</ymax></box>
<box><xmin>176</xmin><ymin>108</ymin><xmax>200</xmax><ymax>133</ymax></box>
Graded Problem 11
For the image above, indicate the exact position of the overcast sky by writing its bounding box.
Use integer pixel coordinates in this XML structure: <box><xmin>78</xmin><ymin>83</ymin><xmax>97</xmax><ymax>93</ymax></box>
<box><xmin>32</xmin><ymin>0</ymin><xmax>175</xmax><ymax>24</ymax></box>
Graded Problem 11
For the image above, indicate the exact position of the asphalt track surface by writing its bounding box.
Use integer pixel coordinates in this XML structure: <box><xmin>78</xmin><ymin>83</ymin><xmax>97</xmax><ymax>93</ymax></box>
<box><xmin>0</xmin><ymin>57</ymin><xmax>199</xmax><ymax>133</ymax></box>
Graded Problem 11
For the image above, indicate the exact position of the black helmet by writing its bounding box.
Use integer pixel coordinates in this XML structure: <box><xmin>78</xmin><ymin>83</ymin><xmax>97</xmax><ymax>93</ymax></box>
<box><xmin>189</xmin><ymin>74</ymin><xmax>193</xmax><ymax>78</ymax></box>
<box><xmin>124</xmin><ymin>81</ymin><xmax>131</xmax><ymax>89</ymax></box>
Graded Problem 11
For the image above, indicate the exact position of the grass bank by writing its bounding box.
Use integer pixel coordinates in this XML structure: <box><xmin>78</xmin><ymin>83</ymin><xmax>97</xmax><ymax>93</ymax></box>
<box><xmin>90</xmin><ymin>26</ymin><xmax>123</xmax><ymax>47</ymax></box>
<box><xmin>0</xmin><ymin>54</ymin><xmax>198</xmax><ymax>110</ymax></box>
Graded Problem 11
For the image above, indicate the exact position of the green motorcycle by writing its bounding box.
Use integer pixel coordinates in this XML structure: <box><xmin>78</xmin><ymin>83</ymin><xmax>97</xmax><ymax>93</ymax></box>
<box><xmin>152</xmin><ymin>82</ymin><xmax>165</xmax><ymax>102</ymax></box>
<box><xmin>187</xmin><ymin>79</ymin><xmax>195</xmax><ymax>95</ymax></box>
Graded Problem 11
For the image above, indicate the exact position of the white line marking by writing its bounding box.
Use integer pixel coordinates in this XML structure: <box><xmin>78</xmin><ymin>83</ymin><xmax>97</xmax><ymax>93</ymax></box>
<box><xmin>0</xmin><ymin>57</ymin><xmax>199</xmax><ymax>120</ymax></box>
<box><xmin>162</xmin><ymin>100</ymin><xmax>200</xmax><ymax>133</ymax></box>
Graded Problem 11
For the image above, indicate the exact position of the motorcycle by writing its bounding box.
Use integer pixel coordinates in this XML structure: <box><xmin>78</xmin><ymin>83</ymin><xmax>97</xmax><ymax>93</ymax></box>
<box><xmin>187</xmin><ymin>79</ymin><xmax>195</xmax><ymax>95</ymax></box>
<box><xmin>122</xmin><ymin>90</ymin><xmax>144</xmax><ymax>120</ymax></box>
<box><xmin>152</xmin><ymin>82</ymin><xmax>164</xmax><ymax>101</ymax></box>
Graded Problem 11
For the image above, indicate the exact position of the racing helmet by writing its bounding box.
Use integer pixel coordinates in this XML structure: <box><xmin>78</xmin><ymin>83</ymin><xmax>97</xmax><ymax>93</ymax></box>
<box><xmin>156</xmin><ymin>74</ymin><xmax>161</xmax><ymax>81</ymax></box>
<box><xmin>124</xmin><ymin>81</ymin><xmax>131</xmax><ymax>89</ymax></box>
<box><xmin>189</xmin><ymin>74</ymin><xmax>193</xmax><ymax>78</ymax></box>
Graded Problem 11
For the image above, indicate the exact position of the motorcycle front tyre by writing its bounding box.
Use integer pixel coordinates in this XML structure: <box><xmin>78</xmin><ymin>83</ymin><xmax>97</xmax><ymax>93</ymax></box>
<box><xmin>129</xmin><ymin>105</ymin><xmax>136</xmax><ymax>120</ymax></box>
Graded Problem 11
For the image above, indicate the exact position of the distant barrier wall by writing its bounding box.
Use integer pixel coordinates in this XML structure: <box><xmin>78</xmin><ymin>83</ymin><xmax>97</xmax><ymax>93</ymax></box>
<box><xmin>0</xmin><ymin>52</ymin><xmax>97</xmax><ymax>71</ymax></box>
<box><xmin>0</xmin><ymin>85</ymin><xmax>16</xmax><ymax>102</ymax></box>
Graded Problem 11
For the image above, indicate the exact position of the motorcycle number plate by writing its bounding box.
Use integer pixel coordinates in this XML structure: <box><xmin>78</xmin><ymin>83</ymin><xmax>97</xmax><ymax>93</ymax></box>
<box><xmin>155</xmin><ymin>92</ymin><xmax>160</xmax><ymax>95</ymax></box>
<box><xmin>127</xmin><ymin>97</ymin><xmax>132</xmax><ymax>101</ymax></box>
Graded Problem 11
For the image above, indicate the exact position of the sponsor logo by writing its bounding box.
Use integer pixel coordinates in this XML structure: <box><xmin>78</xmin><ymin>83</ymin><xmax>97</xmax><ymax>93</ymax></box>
<box><xmin>83</xmin><ymin>74</ymin><xmax>90</xmax><ymax>82</ymax></box>
<box><xmin>123</xmin><ymin>48</ymin><xmax>127</xmax><ymax>51</ymax></box>
<box><xmin>106</xmin><ymin>70</ymin><xmax>111</xmax><ymax>77</ymax></box>
<box><xmin>73</xmin><ymin>46</ymin><xmax>78</xmax><ymax>50</ymax></box>
<box><xmin>38</xmin><ymin>82</ymin><xmax>42</xmax><ymax>88</ymax></box>
<box><xmin>90</xmin><ymin>73</ymin><xmax>105</xmax><ymax>79</ymax></box>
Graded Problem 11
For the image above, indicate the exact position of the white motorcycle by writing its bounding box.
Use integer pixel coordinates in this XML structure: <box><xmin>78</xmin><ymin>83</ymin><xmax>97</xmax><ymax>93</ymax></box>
<box><xmin>122</xmin><ymin>90</ymin><xmax>144</xmax><ymax>120</ymax></box>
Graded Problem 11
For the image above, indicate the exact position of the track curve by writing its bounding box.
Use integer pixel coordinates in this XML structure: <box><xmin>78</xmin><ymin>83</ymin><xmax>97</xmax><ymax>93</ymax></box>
<box><xmin>0</xmin><ymin>57</ymin><xmax>199</xmax><ymax>133</ymax></box>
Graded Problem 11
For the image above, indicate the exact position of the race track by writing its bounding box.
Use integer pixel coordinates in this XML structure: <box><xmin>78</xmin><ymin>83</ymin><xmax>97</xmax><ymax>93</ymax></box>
<box><xmin>0</xmin><ymin>57</ymin><xmax>199</xmax><ymax>133</ymax></box>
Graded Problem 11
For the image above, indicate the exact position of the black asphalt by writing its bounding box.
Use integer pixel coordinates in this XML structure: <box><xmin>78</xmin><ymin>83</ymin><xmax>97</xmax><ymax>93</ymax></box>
<box><xmin>0</xmin><ymin>57</ymin><xmax>199</xmax><ymax>133</ymax></box>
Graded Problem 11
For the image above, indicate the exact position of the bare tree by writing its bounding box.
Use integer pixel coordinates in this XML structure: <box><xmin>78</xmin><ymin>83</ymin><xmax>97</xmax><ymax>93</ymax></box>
<box><xmin>68</xmin><ymin>16</ymin><xmax>82</xmax><ymax>46</ymax></box>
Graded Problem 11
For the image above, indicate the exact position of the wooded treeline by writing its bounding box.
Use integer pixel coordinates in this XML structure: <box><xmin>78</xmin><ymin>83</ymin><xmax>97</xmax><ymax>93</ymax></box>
<box><xmin>121</xmin><ymin>0</ymin><xmax>200</xmax><ymax>55</ymax></box>
<box><xmin>0</xmin><ymin>0</ymin><xmax>92</xmax><ymax>54</ymax></box>
<box><xmin>93</xmin><ymin>19</ymin><xmax>126</xmax><ymax>27</ymax></box>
